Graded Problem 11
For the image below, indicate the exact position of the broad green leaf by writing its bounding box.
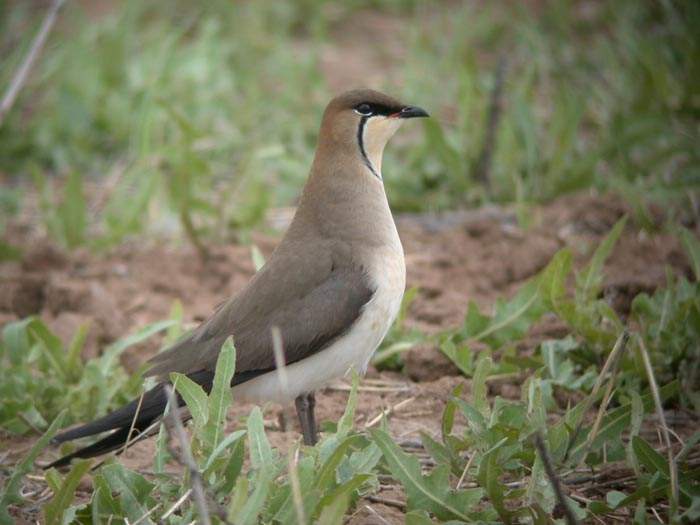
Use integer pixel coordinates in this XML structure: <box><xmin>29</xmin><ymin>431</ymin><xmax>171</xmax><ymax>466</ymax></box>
<box><xmin>420</xmin><ymin>431</ymin><xmax>454</xmax><ymax>469</ymax></box>
<box><xmin>405</xmin><ymin>510</ymin><xmax>434</xmax><ymax>525</ymax></box>
<box><xmin>577</xmin><ymin>216</ymin><xmax>627</xmax><ymax>301</ymax></box>
<box><xmin>99</xmin><ymin>464</ymin><xmax>154</xmax><ymax>524</ymax></box>
<box><xmin>44</xmin><ymin>460</ymin><xmax>92</xmax><ymax>525</ymax></box>
<box><xmin>316</xmin><ymin>435</ymin><xmax>364</xmax><ymax>492</ymax></box>
<box><xmin>527</xmin><ymin>455</ymin><xmax>555</xmax><ymax>513</ymax></box>
<box><xmin>463</xmin><ymin>301</ymin><xmax>491</xmax><ymax>340</ymax></box>
<box><xmin>315</xmin><ymin>491</ymin><xmax>351</xmax><ymax>525</ymax></box>
<box><xmin>220</xmin><ymin>436</ymin><xmax>246</xmax><ymax>494</ymax></box>
<box><xmin>204</xmin><ymin>337</ymin><xmax>236</xmax><ymax>451</ymax></box>
<box><xmin>567</xmin><ymin>380</ymin><xmax>679</xmax><ymax>461</ymax></box>
<box><xmin>337</xmin><ymin>370</ymin><xmax>359</xmax><ymax>438</ymax></box>
<box><xmin>272</xmin><ymin>454</ymin><xmax>316</xmax><ymax>524</ymax></box>
<box><xmin>338</xmin><ymin>441</ymin><xmax>382</xmax><ymax>485</ymax></box>
<box><xmin>2</xmin><ymin>317</ymin><xmax>33</xmax><ymax>365</ymax></box>
<box><xmin>248</xmin><ymin>407</ymin><xmax>274</xmax><ymax>469</ymax></box>
<box><xmin>0</xmin><ymin>410</ymin><xmax>67</xmax><ymax>525</ymax></box>
<box><xmin>455</xmin><ymin>399</ymin><xmax>486</xmax><ymax>434</ymax></box>
<box><xmin>227</xmin><ymin>475</ymin><xmax>249</xmax><ymax>520</ymax></box>
<box><xmin>237</xmin><ymin>467</ymin><xmax>275</xmax><ymax>525</ymax></box>
<box><xmin>203</xmin><ymin>430</ymin><xmax>246</xmax><ymax>473</ymax></box>
<box><xmin>632</xmin><ymin>436</ymin><xmax>668</xmax><ymax>476</ymax></box>
<box><xmin>45</xmin><ymin>469</ymin><xmax>62</xmax><ymax>493</ymax></box>
<box><xmin>527</xmin><ymin>379</ymin><xmax>547</xmax><ymax>431</ymax></box>
<box><xmin>440</xmin><ymin>338</ymin><xmax>473</xmax><ymax>377</ymax></box>
<box><xmin>90</xmin><ymin>474</ymin><xmax>120</xmax><ymax>518</ymax></box>
<box><xmin>539</xmin><ymin>248</ymin><xmax>573</xmax><ymax>311</ymax></box>
<box><xmin>314</xmin><ymin>474</ymin><xmax>371</xmax><ymax>519</ymax></box>
<box><xmin>442</xmin><ymin>383</ymin><xmax>464</xmax><ymax>440</ymax></box>
<box><xmin>29</xmin><ymin>319</ymin><xmax>68</xmax><ymax>380</ymax></box>
<box><xmin>606</xmin><ymin>490</ymin><xmax>627</xmax><ymax>509</ymax></box>
<box><xmin>371</xmin><ymin>429</ymin><xmax>482</xmax><ymax>521</ymax></box>
<box><xmin>468</xmin><ymin>279</ymin><xmax>543</xmax><ymax>348</ymax></box>
<box><xmin>472</xmin><ymin>355</ymin><xmax>492</xmax><ymax>417</ymax></box>
<box><xmin>479</xmin><ymin>449</ymin><xmax>510</xmax><ymax>522</ymax></box>
<box><xmin>170</xmin><ymin>372</ymin><xmax>209</xmax><ymax>430</ymax></box>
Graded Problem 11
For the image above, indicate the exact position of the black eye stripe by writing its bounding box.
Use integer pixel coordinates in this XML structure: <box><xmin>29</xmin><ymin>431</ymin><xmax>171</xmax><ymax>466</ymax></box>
<box><xmin>353</xmin><ymin>102</ymin><xmax>400</xmax><ymax>117</ymax></box>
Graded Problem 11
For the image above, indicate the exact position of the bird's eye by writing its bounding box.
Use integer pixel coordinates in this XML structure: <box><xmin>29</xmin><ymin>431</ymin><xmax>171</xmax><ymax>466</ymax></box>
<box><xmin>354</xmin><ymin>103</ymin><xmax>373</xmax><ymax>116</ymax></box>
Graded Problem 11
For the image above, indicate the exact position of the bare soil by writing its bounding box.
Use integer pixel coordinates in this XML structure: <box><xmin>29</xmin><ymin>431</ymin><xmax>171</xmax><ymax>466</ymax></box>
<box><xmin>1</xmin><ymin>191</ymin><xmax>695</xmax><ymax>524</ymax></box>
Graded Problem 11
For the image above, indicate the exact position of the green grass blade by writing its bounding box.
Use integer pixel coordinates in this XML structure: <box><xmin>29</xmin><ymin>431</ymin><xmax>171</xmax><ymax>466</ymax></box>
<box><xmin>43</xmin><ymin>459</ymin><xmax>92</xmax><ymax>525</ymax></box>
<box><xmin>679</xmin><ymin>226</ymin><xmax>700</xmax><ymax>281</ymax></box>
<box><xmin>65</xmin><ymin>322</ymin><xmax>89</xmax><ymax>379</ymax></box>
<box><xmin>204</xmin><ymin>337</ymin><xmax>236</xmax><ymax>451</ymax></box>
<box><xmin>101</xmin><ymin>320</ymin><xmax>177</xmax><ymax>373</ymax></box>
<box><xmin>0</xmin><ymin>409</ymin><xmax>67</xmax><ymax>525</ymax></box>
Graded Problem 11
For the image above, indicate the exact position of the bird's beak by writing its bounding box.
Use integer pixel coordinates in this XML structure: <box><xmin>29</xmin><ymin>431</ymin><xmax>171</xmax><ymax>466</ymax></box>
<box><xmin>391</xmin><ymin>106</ymin><xmax>430</xmax><ymax>119</ymax></box>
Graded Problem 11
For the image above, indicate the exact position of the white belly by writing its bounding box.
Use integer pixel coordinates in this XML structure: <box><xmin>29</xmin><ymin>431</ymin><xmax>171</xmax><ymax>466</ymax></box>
<box><xmin>233</xmin><ymin>248</ymin><xmax>405</xmax><ymax>404</ymax></box>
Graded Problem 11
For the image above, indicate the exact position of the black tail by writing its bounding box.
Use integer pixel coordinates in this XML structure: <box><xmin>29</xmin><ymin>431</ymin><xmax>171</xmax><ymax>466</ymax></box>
<box><xmin>46</xmin><ymin>370</ymin><xmax>214</xmax><ymax>469</ymax></box>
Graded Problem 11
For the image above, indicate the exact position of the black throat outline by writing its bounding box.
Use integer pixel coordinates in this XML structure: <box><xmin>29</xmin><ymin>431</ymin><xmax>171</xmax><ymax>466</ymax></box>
<box><xmin>357</xmin><ymin>116</ymin><xmax>381</xmax><ymax>180</ymax></box>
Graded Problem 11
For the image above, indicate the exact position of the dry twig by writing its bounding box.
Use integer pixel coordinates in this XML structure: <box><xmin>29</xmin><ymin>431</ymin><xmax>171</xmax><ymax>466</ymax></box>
<box><xmin>131</xmin><ymin>502</ymin><xmax>160</xmax><ymax>525</ymax></box>
<box><xmin>161</xmin><ymin>488</ymin><xmax>193</xmax><ymax>521</ymax></box>
<box><xmin>163</xmin><ymin>385</ymin><xmax>212</xmax><ymax>525</ymax></box>
<box><xmin>637</xmin><ymin>335</ymin><xmax>679</xmax><ymax>517</ymax></box>
<box><xmin>122</xmin><ymin>391</ymin><xmax>145</xmax><ymax>456</ymax></box>
<box><xmin>364</xmin><ymin>397</ymin><xmax>416</xmax><ymax>429</ymax></box>
<box><xmin>364</xmin><ymin>504</ymin><xmax>394</xmax><ymax>524</ymax></box>
<box><xmin>535</xmin><ymin>432</ymin><xmax>579</xmax><ymax>525</ymax></box>
<box><xmin>366</xmin><ymin>494</ymin><xmax>407</xmax><ymax>511</ymax></box>
<box><xmin>456</xmin><ymin>452</ymin><xmax>477</xmax><ymax>490</ymax></box>
<box><xmin>0</xmin><ymin>0</ymin><xmax>66</xmax><ymax>127</ymax></box>
<box><xmin>567</xmin><ymin>331</ymin><xmax>629</xmax><ymax>462</ymax></box>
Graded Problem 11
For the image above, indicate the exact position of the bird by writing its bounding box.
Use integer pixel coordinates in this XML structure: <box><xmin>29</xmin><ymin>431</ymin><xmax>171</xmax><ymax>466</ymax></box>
<box><xmin>47</xmin><ymin>88</ymin><xmax>429</xmax><ymax>468</ymax></box>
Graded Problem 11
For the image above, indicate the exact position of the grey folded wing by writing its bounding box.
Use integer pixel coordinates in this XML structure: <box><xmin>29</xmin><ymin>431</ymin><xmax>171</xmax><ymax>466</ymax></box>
<box><xmin>146</xmin><ymin>250</ymin><xmax>374</xmax><ymax>382</ymax></box>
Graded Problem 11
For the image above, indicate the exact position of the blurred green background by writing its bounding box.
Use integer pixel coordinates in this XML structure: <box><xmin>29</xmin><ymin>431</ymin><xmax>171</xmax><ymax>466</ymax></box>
<box><xmin>1</xmin><ymin>0</ymin><xmax>698</xmax><ymax>249</ymax></box>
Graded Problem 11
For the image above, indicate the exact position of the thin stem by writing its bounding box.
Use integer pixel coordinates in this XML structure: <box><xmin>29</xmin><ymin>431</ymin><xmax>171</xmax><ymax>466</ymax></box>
<box><xmin>0</xmin><ymin>0</ymin><xmax>66</xmax><ymax>127</ymax></box>
<box><xmin>637</xmin><ymin>335</ymin><xmax>679</xmax><ymax>521</ymax></box>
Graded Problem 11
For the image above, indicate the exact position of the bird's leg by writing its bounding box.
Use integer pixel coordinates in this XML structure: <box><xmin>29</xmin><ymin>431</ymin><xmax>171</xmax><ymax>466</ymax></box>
<box><xmin>294</xmin><ymin>392</ymin><xmax>317</xmax><ymax>445</ymax></box>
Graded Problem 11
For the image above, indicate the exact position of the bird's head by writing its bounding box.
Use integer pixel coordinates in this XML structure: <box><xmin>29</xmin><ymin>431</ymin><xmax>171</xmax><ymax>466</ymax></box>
<box><xmin>318</xmin><ymin>88</ymin><xmax>429</xmax><ymax>179</ymax></box>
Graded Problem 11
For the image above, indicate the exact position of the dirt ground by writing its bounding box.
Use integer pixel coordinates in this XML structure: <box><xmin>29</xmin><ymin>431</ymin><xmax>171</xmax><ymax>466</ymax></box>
<box><xmin>1</xmin><ymin>191</ymin><xmax>696</xmax><ymax>523</ymax></box>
